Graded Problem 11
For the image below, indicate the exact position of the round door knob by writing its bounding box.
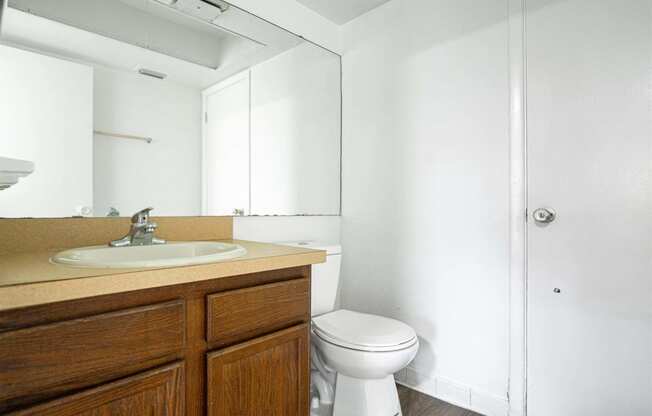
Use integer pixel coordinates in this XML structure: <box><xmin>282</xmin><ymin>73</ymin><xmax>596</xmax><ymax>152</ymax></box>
<box><xmin>533</xmin><ymin>207</ymin><xmax>556</xmax><ymax>224</ymax></box>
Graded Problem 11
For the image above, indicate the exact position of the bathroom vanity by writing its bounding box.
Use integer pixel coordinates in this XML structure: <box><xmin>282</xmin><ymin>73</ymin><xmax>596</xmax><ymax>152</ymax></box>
<box><xmin>0</xmin><ymin>217</ymin><xmax>325</xmax><ymax>416</ymax></box>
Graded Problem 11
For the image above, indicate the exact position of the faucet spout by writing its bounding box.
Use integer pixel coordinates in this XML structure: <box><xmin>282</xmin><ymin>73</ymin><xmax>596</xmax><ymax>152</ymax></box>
<box><xmin>110</xmin><ymin>207</ymin><xmax>166</xmax><ymax>247</ymax></box>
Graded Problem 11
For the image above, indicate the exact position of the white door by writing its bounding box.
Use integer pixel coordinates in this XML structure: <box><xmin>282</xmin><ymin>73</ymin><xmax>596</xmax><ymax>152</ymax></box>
<box><xmin>202</xmin><ymin>72</ymin><xmax>250</xmax><ymax>216</ymax></box>
<box><xmin>526</xmin><ymin>1</ymin><xmax>652</xmax><ymax>415</ymax></box>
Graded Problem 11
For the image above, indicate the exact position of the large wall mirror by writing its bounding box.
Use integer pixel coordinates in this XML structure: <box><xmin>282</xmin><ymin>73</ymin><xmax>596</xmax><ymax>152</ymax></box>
<box><xmin>0</xmin><ymin>0</ymin><xmax>341</xmax><ymax>218</ymax></box>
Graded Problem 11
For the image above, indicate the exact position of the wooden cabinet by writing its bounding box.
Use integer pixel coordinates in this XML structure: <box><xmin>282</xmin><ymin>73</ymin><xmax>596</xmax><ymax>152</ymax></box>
<box><xmin>0</xmin><ymin>267</ymin><xmax>312</xmax><ymax>416</ymax></box>
<box><xmin>207</xmin><ymin>324</ymin><xmax>310</xmax><ymax>416</ymax></box>
<box><xmin>8</xmin><ymin>362</ymin><xmax>184</xmax><ymax>416</ymax></box>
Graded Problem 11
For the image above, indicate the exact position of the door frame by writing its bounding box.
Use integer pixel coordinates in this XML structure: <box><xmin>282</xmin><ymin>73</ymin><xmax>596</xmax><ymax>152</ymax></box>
<box><xmin>508</xmin><ymin>0</ymin><xmax>527</xmax><ymax>415</ymax></box>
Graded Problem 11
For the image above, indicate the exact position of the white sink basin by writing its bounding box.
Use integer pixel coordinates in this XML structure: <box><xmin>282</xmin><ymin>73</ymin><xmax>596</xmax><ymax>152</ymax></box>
<box><xmin>51</xmin><ymin>241</ymin><xmax>247</xmax><ymax>269</ymax></box>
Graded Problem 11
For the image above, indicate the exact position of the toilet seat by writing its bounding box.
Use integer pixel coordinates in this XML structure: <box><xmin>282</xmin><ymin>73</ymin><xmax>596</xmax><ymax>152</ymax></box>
<box><xmin>312</xmin><ymin>309</ymin><xmax>417</xmax><ymax>352</ymax></box>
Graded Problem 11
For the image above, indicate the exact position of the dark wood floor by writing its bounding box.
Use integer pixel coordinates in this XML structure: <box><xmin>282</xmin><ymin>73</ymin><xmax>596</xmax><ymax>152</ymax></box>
<box><xmin>398</xmin><ymin>384</ymin><xmax>482</xmax><ymax>416</ymax></box>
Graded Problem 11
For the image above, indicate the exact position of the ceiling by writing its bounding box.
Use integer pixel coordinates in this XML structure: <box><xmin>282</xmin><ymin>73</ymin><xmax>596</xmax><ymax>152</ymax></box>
<box><xmin>296</xmin><ymin>0</ymin><xmax>392</xmax><ymax>25</ymax></box>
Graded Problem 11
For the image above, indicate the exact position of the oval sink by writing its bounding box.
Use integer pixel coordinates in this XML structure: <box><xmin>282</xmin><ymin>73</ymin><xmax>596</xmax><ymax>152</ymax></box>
<box><xmin>51</xmin><ymin>241</ymin><xmax>247</xmax><ymax>269</ymax></box>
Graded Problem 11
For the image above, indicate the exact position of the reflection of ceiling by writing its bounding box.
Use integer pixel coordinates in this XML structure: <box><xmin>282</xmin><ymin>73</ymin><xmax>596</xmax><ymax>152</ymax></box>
<box><xmin>296</xmin><ymin>0</ymin><xmax>392</xmax><ymax>25</ymax></box>
<box><xmin>1</xmin><ymin>0</ymin><xmax>303</xmax><ymax>88</ymax></box>
<box><xmin>7</xmin><ymin>0</ymin><xmax>259</xmax><ymax>69</ymax></box>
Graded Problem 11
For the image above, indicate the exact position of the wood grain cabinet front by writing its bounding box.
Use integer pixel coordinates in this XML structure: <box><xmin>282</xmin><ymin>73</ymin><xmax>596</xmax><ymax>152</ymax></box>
<box><xmin>0</xmin><ymin>265</ymin><xmax>313</xmax><ymax>415</ymax></box>
<box><xmin>206</xmin><ymin>277</ymin><xmax>310</xmax><ymax>347</ymax></box>
<box><xmin>0</xmin><ymin>300</ymin><xmax>186</xmax><ymax>413</ymax></box>
<box><xmin>207</xmin><ymin>324</ymin><xmax>310</xmax><ymax>416</ymax></box>
<box><xmin>7</xmin><ymin>362</ymin><xmax>185</xmax><ymax>416</ymax></box>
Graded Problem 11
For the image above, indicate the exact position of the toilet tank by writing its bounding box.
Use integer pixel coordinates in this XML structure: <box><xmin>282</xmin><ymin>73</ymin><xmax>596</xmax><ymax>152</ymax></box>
<box><xmin>278</xmin><ymin>241</ymin><xmax>341</xmax><ymax>316</ymax></box>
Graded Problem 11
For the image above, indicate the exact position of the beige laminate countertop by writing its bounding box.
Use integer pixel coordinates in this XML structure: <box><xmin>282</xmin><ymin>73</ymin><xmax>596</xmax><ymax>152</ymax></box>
<box><xmin>0</xmin><ymin>240</ymin><xmax>325</xmax><ymax>312</ymax></box>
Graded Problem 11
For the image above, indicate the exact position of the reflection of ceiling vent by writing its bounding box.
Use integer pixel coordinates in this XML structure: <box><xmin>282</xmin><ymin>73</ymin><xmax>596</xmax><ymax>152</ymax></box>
<box><xmin>138</xmin><ymin>68</ymin><xmax>167</xmax><ymax>80</ymax></box>
<box><xmin>153</xmin><ymin>0</ymin><xmax>230</xmax><ymax>22</ymax></box>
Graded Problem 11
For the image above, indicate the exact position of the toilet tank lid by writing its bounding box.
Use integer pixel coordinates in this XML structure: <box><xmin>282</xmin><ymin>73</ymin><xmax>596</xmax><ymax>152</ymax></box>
<box><xmin>276</xmin><ymin>241</ymin><xmax>341</xmax><ymax>255</ymax></box>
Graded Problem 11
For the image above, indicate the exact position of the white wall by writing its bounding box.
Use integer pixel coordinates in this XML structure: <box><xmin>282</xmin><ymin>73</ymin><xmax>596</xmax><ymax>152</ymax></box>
<box><xmin>250</xmin><ymin>43</ymin><xmax>341</xmax><ymax>215</ymax></box>
<box><xmin>0</xmin><ymin>44</ymin><xmax>93</xmax><ymax>218</ymax></box>
<box><xmin>340</xmin><ymin>0</ymin><xmax>510</xmax><ymax>414</ymax></box>
<box><xmin>93</xmin><ymin>67</ymin><xmax>201</xmax><ymax>217</ymax></box>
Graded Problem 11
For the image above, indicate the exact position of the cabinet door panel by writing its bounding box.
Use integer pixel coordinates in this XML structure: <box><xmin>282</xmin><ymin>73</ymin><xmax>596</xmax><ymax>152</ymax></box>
<box><xmin>9</xmin><ymin>362</ymin><xmax>184</xmax><ymax>416</ymax></box>
<box><xmin>207</xmin><ymin>324</ymin><xmax>309</xmax><ymax>416</ymax></box>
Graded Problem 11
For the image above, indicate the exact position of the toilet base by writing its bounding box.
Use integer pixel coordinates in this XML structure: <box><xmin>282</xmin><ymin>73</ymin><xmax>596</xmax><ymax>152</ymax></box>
<box><xmin>333</xmin><ymin>373</ymin><xmax>402</xmax><ymax>416</ymax></box>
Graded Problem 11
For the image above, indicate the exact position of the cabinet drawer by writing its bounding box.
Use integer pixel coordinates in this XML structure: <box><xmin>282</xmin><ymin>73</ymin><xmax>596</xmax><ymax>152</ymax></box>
<box><xmin>206</xmin><ymin>278</ymin><xmax>309</xmax><ymax>346</ymax></box>
<box><xmin>0</xmin><ymin>300</ymin><xmax>185</xmax><ymax>412</ymax></box>
<box><xmin>8</xmin><ymin>361</ymin><xmax>185</xmax><ymax>416</ymax></box>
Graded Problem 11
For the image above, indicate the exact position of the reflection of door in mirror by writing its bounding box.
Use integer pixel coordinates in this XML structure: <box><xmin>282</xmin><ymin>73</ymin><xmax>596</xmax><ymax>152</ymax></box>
<box><xmin>202</xmin><ymin>44</ymin><xmax>342</xmax><ymax>217</ymax></box>
<box><xmin>203</xmin><ymin>72</ymin><xmax>250</xmax><ymax>216</ymax></box>
<box><xmin>250</xmin><ymin>44</ymin><xmax>341</xmax><ymax>216</ymax></box>
<box><xmin>0</xmin><ymin>45</ymin><xmax>93</xmax><ymax>218</ymax></box>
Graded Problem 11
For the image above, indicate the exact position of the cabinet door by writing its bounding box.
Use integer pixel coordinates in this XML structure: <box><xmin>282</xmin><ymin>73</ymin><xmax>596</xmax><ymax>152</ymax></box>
<box><xmin>10</xmin><ymin>362</ymin><xmax>184</xmax><ymax>416</ymax></box>
<box><xmin>207</xmin><ymin>324</ymin><xmax>309</xmax><ymax>416</ymax></box>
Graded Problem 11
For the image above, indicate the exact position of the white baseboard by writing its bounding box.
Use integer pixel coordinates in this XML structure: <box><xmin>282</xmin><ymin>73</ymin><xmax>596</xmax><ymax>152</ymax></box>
<box><xmin>395</xmin><ymin>367</ymin><xmax>509</xmax><ymax>416</ymax></box>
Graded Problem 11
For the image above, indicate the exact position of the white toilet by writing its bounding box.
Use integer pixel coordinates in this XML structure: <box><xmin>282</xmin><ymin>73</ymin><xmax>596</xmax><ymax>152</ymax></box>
<box><xmin>282</xmin><ymin>242</ymin><xmax>419</xmax><ymax>416</ymax></box>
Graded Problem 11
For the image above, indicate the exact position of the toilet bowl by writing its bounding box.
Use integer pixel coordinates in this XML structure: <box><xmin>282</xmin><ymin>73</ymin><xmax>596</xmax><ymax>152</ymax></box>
<box><xmin>278</xmin><ymin>242</ymin><xmax>419</xmax><ymax>416</ymax></box>
<box><xmin>311</xmin><ymin>309</ymin><xmax>418</xmax><ymax>416</ymax></box>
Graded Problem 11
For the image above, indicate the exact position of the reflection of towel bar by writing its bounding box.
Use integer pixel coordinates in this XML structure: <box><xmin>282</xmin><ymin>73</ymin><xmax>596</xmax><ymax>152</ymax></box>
<box><xmin>94</xmin><ymin>130</ymin><xmax>152</xmax><ymax>144</ymax></box>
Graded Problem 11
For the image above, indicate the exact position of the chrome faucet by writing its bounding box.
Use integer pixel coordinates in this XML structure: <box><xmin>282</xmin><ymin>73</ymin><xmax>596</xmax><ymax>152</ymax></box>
<box><xmin>106</xmin><ymin>206</ymin><xmax>120</xmax><ymax>217</ymax></box>
<box><xmin>110</xmin><ymin>207</ymin><xmax>166</xmax><ymax>247</ymax></box>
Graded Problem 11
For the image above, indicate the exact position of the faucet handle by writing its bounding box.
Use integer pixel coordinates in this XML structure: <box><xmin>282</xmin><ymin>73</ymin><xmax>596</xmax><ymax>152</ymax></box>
<box><xmin>131</xmin><ymin>207</ymin><xmax>154</xmax><ymax>225</ymax></box>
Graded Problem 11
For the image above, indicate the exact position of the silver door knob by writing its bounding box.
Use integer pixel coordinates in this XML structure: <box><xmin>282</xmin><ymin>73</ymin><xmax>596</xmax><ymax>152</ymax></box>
<box><xmin>533</xmin><ymin>207</ymin><xmax>556</xmax><ymax>224</ymax></box>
